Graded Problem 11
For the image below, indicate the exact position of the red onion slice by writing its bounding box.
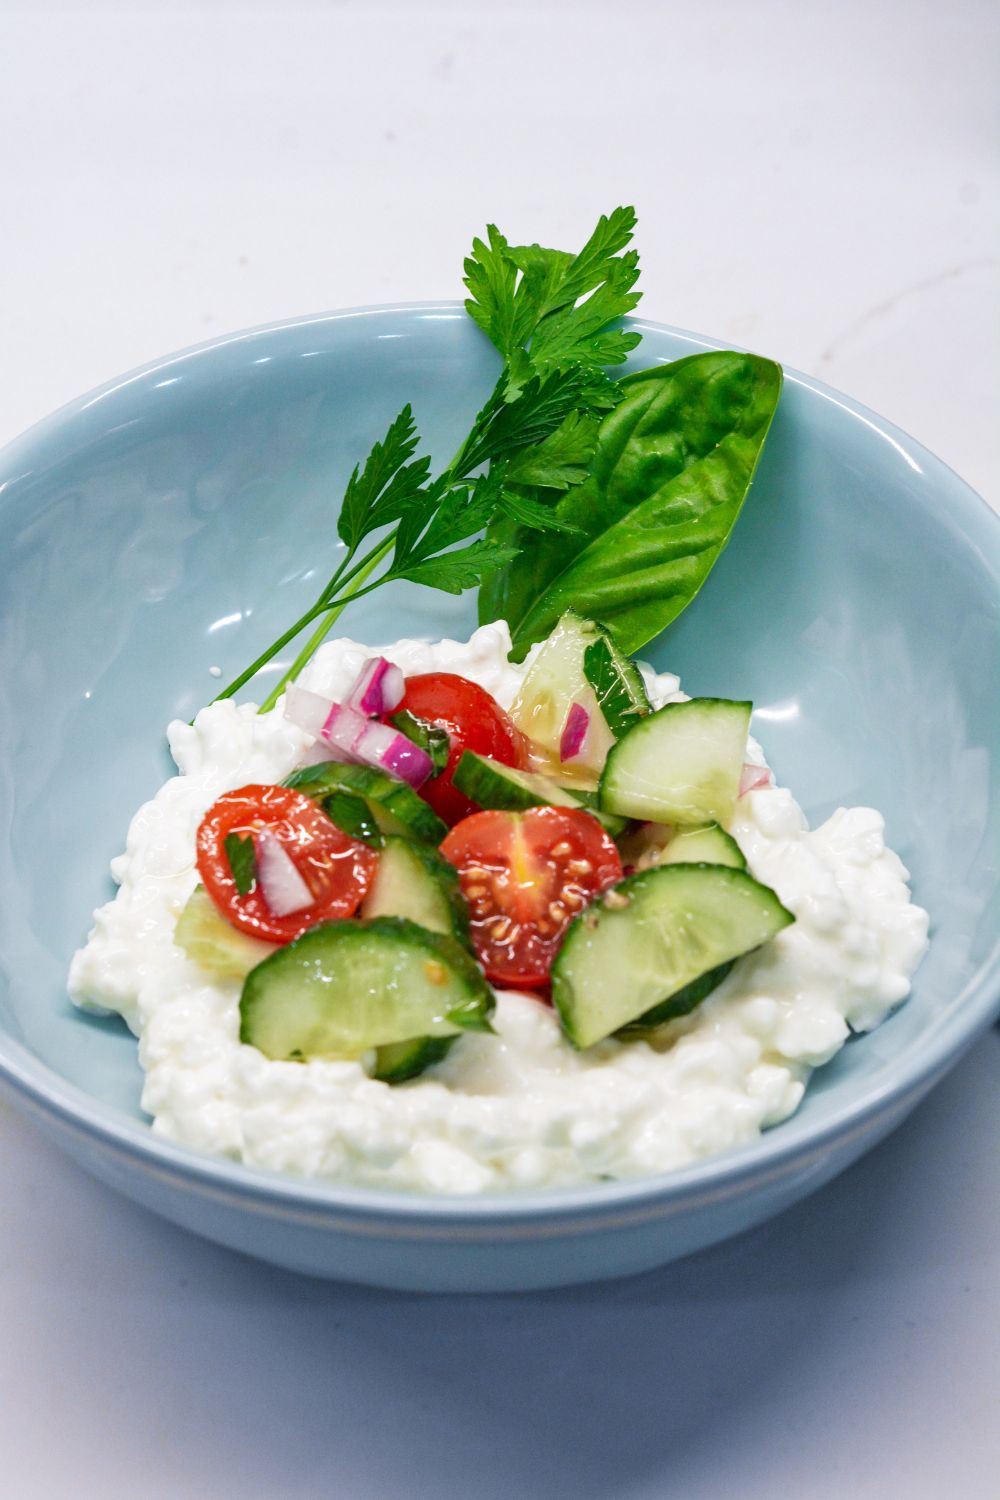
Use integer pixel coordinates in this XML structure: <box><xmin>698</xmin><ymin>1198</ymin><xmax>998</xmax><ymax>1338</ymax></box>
<box><xmin>739</xmin><ymin>762</ymin><xmax>772</xmax><ymax>797</ymax></box>
<box><xmin>321</xmin><ymin>702</ymin><xmax>370</xmax><ymax>757</ymax></box>
<box><xmin>254</xmin><ymin>828</ymin><xmax>315</xmax><ymax>917</ymax></box>
<box><xmin>559</xmin><ymin>701</ymin><xmax>591</xmax><ymax>763</ymax></box>
<box><xmin>284</xmin><ymin>685</ymin><xmax>347</xmax><ymax>756</ymax></box>
<box><xmin>354</xmin><ymin>720</ymin><xmax>434</xmax><ymax>788</ymax></box>
<box><xmin>345</xmin><ymin>656</ymin><xmax>406</xmax><ymax>718</ymax></box>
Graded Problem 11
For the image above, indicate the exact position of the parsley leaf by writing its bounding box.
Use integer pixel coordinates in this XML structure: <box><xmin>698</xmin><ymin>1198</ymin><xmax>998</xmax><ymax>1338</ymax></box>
<box><xmin>462</xmin><ymin>225</ymin><xmax>522</xmax><ymax>358</ymax></box>
<box><xmin>464</xmin><ymin>206</ymin><xmax>641</xmax><ymax>381</ymax></box>
<box><xmin>527</xmin><ymin>258</ymin><xmax>642</xmax><ymax>374</ymax></box>
<box><xmin>212</xmin><ymin>208</ymin><xmax>645</xmax><ymax>709</ymax></box>
<box><xmin>503</xmin><ymin>411</ymin><xmax>602</xmax><ymax>491</ymax></box>
<box><xmin>224</xmin><ymin>833</ymin><xmax>257</xmax><ymax>896</ymax></box>
<box><xmin>392</xmin><ymin>538</ymin><xmax>521</xmax><ymax>595</ymax></box>
<box><xmin>337</xmin><ymin>405</ymin><xmax>431</xmax><ymax>553</ymax></box>
<box><xmin>496</xmin><ymin>485</ymin><xmax>581</xmax><ymax>533</ymax></box>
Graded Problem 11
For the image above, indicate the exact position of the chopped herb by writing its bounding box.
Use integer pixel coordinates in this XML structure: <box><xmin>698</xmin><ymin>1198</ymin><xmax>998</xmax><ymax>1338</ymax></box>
<box><xmin>583</xmin><ymin>634</ymin><xmax>651</xmax><ymax>739</ymax></box>
<box><xmin>224</xmin><ymin>832</ymin><xmax>256</xmax><ymax>896</ymax></box>
<box><xmin>321</xmin><ymin>791</ymin><xmax>384</xmax><ymax>848</ymax></box>
<box><xmin>391</xmin><ymin>710</ymin><xmax>452</xmax><ymax>777</ymax></box>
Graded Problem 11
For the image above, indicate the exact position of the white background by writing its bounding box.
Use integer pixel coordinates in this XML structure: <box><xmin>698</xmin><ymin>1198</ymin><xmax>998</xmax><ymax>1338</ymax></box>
<box><xmin>1</xmin><ymin>3</ymin><xmax>997</xmax><ymax>1496</ymax></box>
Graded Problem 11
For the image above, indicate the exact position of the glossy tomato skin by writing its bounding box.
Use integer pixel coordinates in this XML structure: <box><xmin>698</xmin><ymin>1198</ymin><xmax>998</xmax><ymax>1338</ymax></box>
<box><xmin>394</xmin><ymin>673</ymin><xmax>526</xmax><ymax>826</ymax></box>
<box><xmin>440</xmin><ymin>806</ymin><xmax>622</xmax><ymax>989</ymax></box>
<box><xmin>196</xmin><ymin>784</ymin><xmax>377</xmax><ymax>944</ymax></box>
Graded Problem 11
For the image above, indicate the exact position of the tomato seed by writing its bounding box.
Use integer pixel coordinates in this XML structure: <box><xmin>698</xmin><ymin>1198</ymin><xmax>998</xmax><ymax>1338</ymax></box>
<box><xmin>550</xmin><ymin>841</ymin><xmax>572</xmax><ymax>857</ymax></box>
<box><xmin>567</xmin><ymin>858</ymin><xmax>593</xmax><ymax>876</ymax></box>
<box><xmin>548</xmin><ymin>901</ymin><xmax>567</xmax><ymax>923</ymax></box>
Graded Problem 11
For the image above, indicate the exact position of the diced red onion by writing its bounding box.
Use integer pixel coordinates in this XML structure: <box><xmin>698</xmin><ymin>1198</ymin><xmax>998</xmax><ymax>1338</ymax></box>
<box><xmin>295</xmin><ymin>741</ymin><xmax>347</xmax><ymax>768</ymax></box>
<box><xmin>284</xmin><ymin>684</ymin><xmax>336</xmax><ymax>740</ymax></box>
<box><xmin>353</xmin><ymin>720</ymin><xmax>434</xmax><ymax>788</ymax></box>
<box><xmin>559</xmin><ymin>701</ymin><xmax>591</xmax><ymax>763</ymax></box>
<box><xmin>321</xmin><ymin>701</ymin><xmax>370</xmax><ymax>757</ymax></box>
<box><xmin>739</xmin><ymin>762</ymin><xmax>772</xmax><ymax>797</ymax></box>
<box><xmin>254</xmin><ymin>828</ymin><xmax>315</xmax><ymax>917</ymax></box>
<box><xmin>345</xmin><ymin>656</ymin><xmax>405</xmax><ymax>718</ymax></box>
<box><xmin>284</xmin><ymin>677</ymin><xmax>431</xmax><ymax>787</ymax></box>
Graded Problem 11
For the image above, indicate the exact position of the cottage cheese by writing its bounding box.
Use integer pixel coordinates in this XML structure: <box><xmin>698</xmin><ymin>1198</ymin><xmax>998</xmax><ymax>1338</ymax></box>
<box><xmin>68</xmin><ymin>623</ymin><xmax>929</xmax><ymax>1194</ymax></box>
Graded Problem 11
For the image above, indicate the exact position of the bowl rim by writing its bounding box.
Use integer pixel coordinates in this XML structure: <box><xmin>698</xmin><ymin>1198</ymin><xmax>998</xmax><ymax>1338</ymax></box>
<box><xmin>1</xmin><ymin>302</ymin><xmax>998</xmax><ymax>1227</ymax></box>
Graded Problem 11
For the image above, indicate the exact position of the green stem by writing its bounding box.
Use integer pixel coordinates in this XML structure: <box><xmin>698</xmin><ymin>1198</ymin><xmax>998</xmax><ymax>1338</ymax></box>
<box><xmin>258</xmin><ymin>536</ymin><xmax>395</xmax><ymax>712</ymax></box>
<box><xmin>209</xmin><ymin>599</ymin><xmax>328</xmax><ymax>705</ymax></box>
<box><xmin>209</xmin><ymin>546</ymin><xmax>362</xmax><ymax>705</ymax></box>
<box><xmin>320</xmin><ymin>532</ymin><xmax>392</xmax><ymax>601</ymax></box>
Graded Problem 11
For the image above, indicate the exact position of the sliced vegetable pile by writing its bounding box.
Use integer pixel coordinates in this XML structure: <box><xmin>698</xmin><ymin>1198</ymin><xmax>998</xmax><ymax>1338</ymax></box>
<box><xmin>180</xmin><ymin>210</ymin><xmax>789</xmax><ymax>1082</ymax></box>
<box><xmin>178</xmin><ymin>614</ymin><xmax>793</xmax><ymax>1079</ymax></box>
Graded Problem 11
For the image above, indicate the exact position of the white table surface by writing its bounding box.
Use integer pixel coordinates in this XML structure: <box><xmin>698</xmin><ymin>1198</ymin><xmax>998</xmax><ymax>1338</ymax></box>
<box><xmin>1</xmin><ymin>3</ymin><xmax>997</xmax><ymax>1496</ymax></box>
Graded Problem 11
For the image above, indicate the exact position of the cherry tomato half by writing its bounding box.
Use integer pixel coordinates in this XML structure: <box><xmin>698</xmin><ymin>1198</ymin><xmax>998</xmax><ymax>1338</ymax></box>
<box><xmin>393</xmin><ymin>672</ymin><xmax>526</xmax><ymax>826</ymax></box>
<box><xmin>440</xmin><ymin>806</ymin><xmax>622</xmax><ymax>989</ymax></box>
<box><xmin>196</xmin><ymin>783</ymin><xmax>377</xmax><ymax>944</ymax></box>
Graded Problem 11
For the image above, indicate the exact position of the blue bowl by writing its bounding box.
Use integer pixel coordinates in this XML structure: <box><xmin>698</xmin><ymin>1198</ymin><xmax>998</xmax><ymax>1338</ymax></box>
<box><xmin>1</xmin><ymin>306</ymin><xmax>997</xmax><ymax>1292</ymax></box>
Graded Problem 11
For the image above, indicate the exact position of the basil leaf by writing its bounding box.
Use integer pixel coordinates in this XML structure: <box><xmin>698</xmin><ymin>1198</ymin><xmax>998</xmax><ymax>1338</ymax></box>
<box><xmin>224</xmin><ymin>832</ymin><xmax>257</xmax><ymax>896</ymax></box>
<box><xmin>583</xmin><ymin>634</ymin><xmax>651</xmax><ymax>738</ymax></box>
<box><xmin>481</xmin><ymin>351</ymin><xmax>782</xmax><ymax>658</ymax></box>
<box><xmin>391</xmin><ymin>710</ymin><xmax>451</xmax><ymax>777</ymax></box>
<box><xmin>321</xmin><ymin>791</ymin><xmax>384</xmax><ymax>848</ymax></box>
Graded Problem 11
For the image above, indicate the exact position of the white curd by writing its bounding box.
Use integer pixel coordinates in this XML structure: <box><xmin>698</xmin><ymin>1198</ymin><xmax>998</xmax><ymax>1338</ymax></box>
<box><xmin>68</xmin><ymin>623</ymin><xmax>929</xmax><ymax>1194</ymax></box>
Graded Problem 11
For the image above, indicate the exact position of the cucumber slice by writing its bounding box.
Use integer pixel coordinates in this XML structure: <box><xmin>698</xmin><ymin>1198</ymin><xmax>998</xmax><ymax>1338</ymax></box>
<box><xmin>453</xmin><ymin>751</ymin><xmax>585</xmax><ymax>813</ymax></box>
<box><xmin>551</xmin><ymin>864</ymin><xmax>793</xmax><ymax>1048</ymax></box>
<box><xmin>361</xmin><ymin>835</ymin><xmax>470</xmax><ymax>946</ymax></box>
<box><xmin>174</xmin><ymin>885</ymin><xmax>278</xmax><ymax>979</ymax></box>
<box><xmin>371</xmin><ymin>1035</ymin><xmax>455</xmax><ymax>1083</ymax></box>
<box><xmin>452</xmin><ymin>752</ymin><xmax>627</xmax><ymax>837</ymax></box>
<box><xmin>599</xmin><ymin>698</ymin><xmax>751</xmax><ymax>827</ymax></box>
<box><xmin>582</xmin><ymin>633</ymin><xmax>651</xmax><ymax>738</ymax></box>
<box><xmin>659</xmin><ymin>823</ymin><xmax>747</xmax><ymax>870</ymax></box>
<box><xmin>240</xmin><ymin>917</ymin><xmax>494</xmax><ymax>1061</ymax></box>
<box><xmin>509</xmin><ymin>610</ymin><xmax>615</xmax><ymax>780</ymax></box>
<box><xmin>285</xmin><ymin>762</ymin><xmax>447</xmax><ymax>845</ymax></box>
<box><xmin>616</xmin><ymin>961</ymin><xmax>736</xmax><ymax>1037</ymax></box>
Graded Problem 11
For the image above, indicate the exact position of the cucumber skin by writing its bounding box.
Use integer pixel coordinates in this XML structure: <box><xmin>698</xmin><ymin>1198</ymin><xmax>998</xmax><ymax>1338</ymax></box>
<box><xmin>285</xmin><ymin>763</ymin><xmax>447</xmax><ymax>845</ymax></box>
<box><xmin>453</xmin><ymin>751</ymin><xmax>628</xmax><ymax>837</ymax></box>
<box><xmin>452</xmin><ymin>750</ymin><xmax>579</xmax><ymax>813</ymax></box>
<box><xmin>361</xmin><ymin>835</ymin><xmax>472</xmax><ymax>949</ymax></box>
<box><xmin>658</xmin><ymin>824</ymin><xmax>747</xmax><ymax>871</ymax></box>
<box><xmin>239</xmin><ymin>916</ymin><xmax>495</xmax><ymax>1061</ymax></box>
<box><xmin>372</xmin><ymin>1036</ymin><xmax>456</xmax><ymax>1083</ymax></box>
<box><xmin>598</xmin><ymin>697</ymin><xmax>752</xmax><ymax>827</ymax></box>
<box><xmin>617</xmin><ymin>960</ymin><xmax>736</xmax><ymax>1036</ymax></box>
<box><xmin>551</xmin><ymin>863</ymin><xmax>794</xmax><ymax>1049</ymax></box>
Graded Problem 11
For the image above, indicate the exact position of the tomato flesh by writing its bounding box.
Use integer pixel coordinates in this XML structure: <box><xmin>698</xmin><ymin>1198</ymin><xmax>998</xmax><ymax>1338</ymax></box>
<box><xmin>392</xmin><ymin>673</ymin><xmax>526</xmax><ymax>826</ymax></box>
<box><xmin>440</xmin><ymin>806</ymin><xmax>622</xmax><ymax>989</ymax></box>
<box><xmin>196</xmin><ymin>784</ymin><xmax>377</xmax><ymax>944</ymax></box>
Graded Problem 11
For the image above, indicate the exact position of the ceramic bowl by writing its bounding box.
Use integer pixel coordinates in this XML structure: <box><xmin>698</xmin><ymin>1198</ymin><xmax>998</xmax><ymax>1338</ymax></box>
<box><xmin>0</xmin><ymin>306</ymin><xmax>997</xmax><ymax>1292</ymax></box>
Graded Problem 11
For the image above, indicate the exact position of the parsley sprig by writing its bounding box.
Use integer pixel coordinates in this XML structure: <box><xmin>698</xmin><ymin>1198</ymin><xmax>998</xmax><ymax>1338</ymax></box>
<box><xmin>212</xmin><ymin>208</ymin><xmax>642</xmax><ymax>711</ymax></box>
